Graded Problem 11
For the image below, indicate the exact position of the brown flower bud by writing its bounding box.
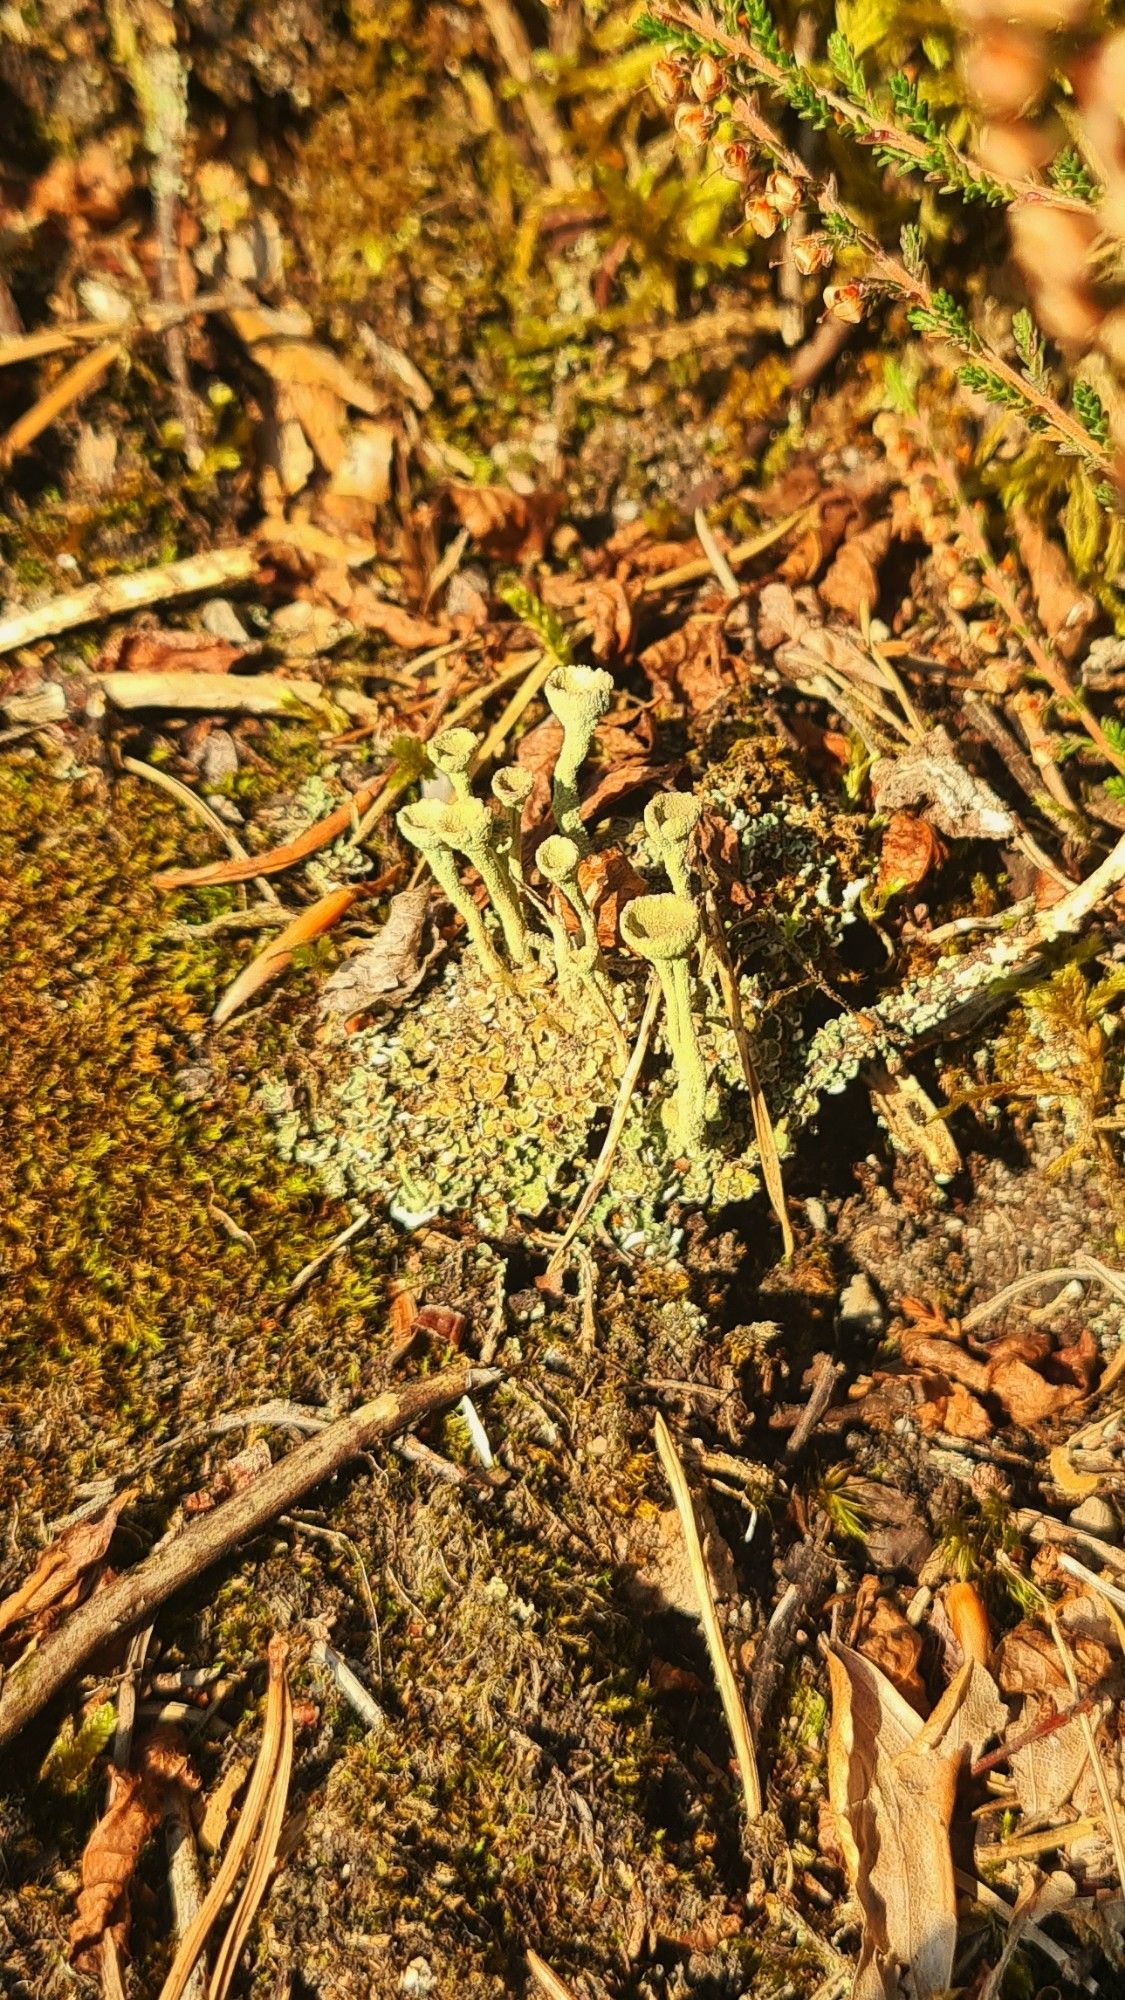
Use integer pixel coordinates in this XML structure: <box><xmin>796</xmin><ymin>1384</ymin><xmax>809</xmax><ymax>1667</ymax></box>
<box><xmin>650</xmin><ymin>57</ymin><xmax>686</xmax><ymax>108</ymax></box>
<box><xmin>691</xmin><ymin>54</ymin><xmax>724</xmax><ymax>102</ymax></box>
<box><xmin>718</xmin><ymin>141</ymin><xmax>753</xmax><ymax>182</ymax></box>
<box><xmin>823</xmin><ymin>281</ymin><xmax>865</xmax><ymax>323</ymax></box>
<box><xmin>674</xmin><ymin>101</ymin><xmax>713</xmax><ymax>146</ymax></box>
<box><xmin>946</xmin><ymin>573</ymin><xmax>982</xmax><ymax>612</ymax></box>
<box><xmin>766</xmin><ymin>170</ymin><xmax>802</xmax><ymax>217</ymax></box>
<box><xmin>792</xmin><ymin>231</ymin><xmax>832</xmax><ymax>275</ymax></box>
<box><xmin>743</xmin><ymin>194</ymin><xmax>779</xmax><ymax>238</ymax></box>
<box><xmin>968</xmin><ymin>617</ymin><xmax>1004</xmax><ymax>655</ymax></box>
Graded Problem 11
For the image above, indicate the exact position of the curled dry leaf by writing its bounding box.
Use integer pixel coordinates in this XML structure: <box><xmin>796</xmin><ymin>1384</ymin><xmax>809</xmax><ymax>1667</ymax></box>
<box><xmin>819</xmin><ymin>519</ymin><xmax>893</xmax><ymax>624</ymax></box>
<box><xmin>588</xmin><ymin>578</ymin><xmax>633</xmax><ymax>660</ymax></box>
<box><xmin>1012</xmin><ymin>506</ymin><xmax>1097</xmax><ymax>662</ymax></box>
<box><xmin>99</xmin><ymin>628</ymin><xmax>251</xmax><ymax>676</ymax></box>
<box><xmin>320</xmin><ymin>884</ymin><xmax>436</xmax><ymax>1018</ymax></box>
<box><xmin>826</xmin><ymin>1642</ymin><xmax>960</xmax><ymax>2000</ymax></box>
<box><xmin>577</xmin><ymin>847</ymin><xmax>649</xmax><ymax>950</ymax></box>
<box><xmin>0</xmin><ymin>1489</ymin><xmax>133</xmax><ymax>1656</ymax></box>
<box><xmin>848</xmin><ymin>1577</ymin><xmax>927</xmax><ymax>1711</ymax></box>
<box><xmin>70</xmin><ymin>1731</ymin><xmax>199</xmax><ymax>1971</ymax></box>
<box><xmin>876</xmin><ymin>812</ymin><xmax>943</xmax><ymax>900</ymax></box>
<box><xmin>448</xmin><ymin>482</ymin><xmax>561</xmax><ymax>562</ymax></box>
<box><xmin>639</xmin><ymin>614</ymin><xmax>729</xmax><ymax>715</ymax></box>
<box><xmin>347</xmin><ymin>596</ymin><xmax>450</xmax><ymax>650</ymax></box>
<box><xmin>843</xmin><ymin>1478</ymin><xmax>933</xmax><ymax>1574</ymax></box>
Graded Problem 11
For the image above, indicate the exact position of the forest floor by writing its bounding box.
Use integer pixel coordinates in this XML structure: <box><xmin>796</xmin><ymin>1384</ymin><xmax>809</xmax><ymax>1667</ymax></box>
<box><xmin>2</xmin><ymin>6</ymin><xmax>1125</xmax><ymax>2000</ymax></box>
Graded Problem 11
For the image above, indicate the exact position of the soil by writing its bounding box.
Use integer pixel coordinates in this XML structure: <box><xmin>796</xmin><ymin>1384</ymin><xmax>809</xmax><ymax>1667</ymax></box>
<box><xmin>2</xmin><ymin>7</ymin><xmax>1125</xmax><ymax>2000</ymax></box>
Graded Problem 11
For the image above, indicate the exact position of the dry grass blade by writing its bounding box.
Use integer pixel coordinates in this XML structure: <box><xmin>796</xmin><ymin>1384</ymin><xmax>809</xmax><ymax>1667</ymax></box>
<box><xmin>653</xmin><ymin>1413</ymin><xmax>762</xmax><ymax>1824</ymax></box>
<box><xmin>0</xmin><ymin>339</ymin><xmax>122</xmax><ymax>467</ymax></box>
<box><xmin>526</xmin><ymin>1948</ymin><xmax>580</xmax><ymax>2000</ymax></box>
<box><xmin>547</xmin><ymin>976</ymin><xmax>661</xmax><ymax>1273</ymax></box>
<box><xmin>470</xmin><ymin>651</ymin><xmax>552</xmax><ymax>773</ymax></box>
<box><xmin>637</xmin><ymin>505</ymin><xmax>814</xmax><ymax>596</ymax></box>
<box><xmin>157</xmin><ymin>1638</ymin><xmax>289</xmax><ymax>2000</ymax></box>
<box><xmin>1048</xmin><ymin>1610</ymin><xmax>1125</xmax><ymax>1895</ymax></box>
<box><xmin>207</xmin><ymin>1671</ymin><xmax>294</xmax><ymax>2000</ymax></box>
<box><xmin>211</xmin><ymin>885</ymin><xmax>362</xmax><ymax>1027</ymax></box>
<box><xmin>121</xmin><ymin>758</ymin><xmax>280</xmax><ymax>905</ymax></box>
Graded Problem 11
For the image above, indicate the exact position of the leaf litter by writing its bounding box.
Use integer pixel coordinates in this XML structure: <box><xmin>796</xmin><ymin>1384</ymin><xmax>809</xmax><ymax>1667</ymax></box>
<box><xmin>4</xmin><ymin>5</ymin><xmax>1125</xmax><ymax>2000</ymax></box>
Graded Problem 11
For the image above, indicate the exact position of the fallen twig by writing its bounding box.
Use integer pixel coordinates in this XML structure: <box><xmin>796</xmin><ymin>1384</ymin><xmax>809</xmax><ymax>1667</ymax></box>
<box><xmin>164</xmin><ymin>1790</ymin><xmax>207</xmax><ymax>2000</ymax></box>
<box><xmin>0</xmin><ymin>547</ymin><xmax>258</xmax><ymax>658</ymax></box>
<box><xmin>0</xmin><ymin>340</ymin><xmax>122</xmax><ymax>468</ymax></box>
<box><xmin>654</xmin><ymin>1412</ymin><xmax>762</xmax><ymax>1824</ymax></box>
<box><xmin>157</xmin><ymin>1637</ymin><xmax>290</xmax><ymax>2000</ymax></box>
<box><xmin>103</xmin><ymin>670</ymin><xmax>330</xmax><ymax>718</ymax></box>
<box><xmin>0</xmin><ymin>1365</ymin><xmax>501</xmax><ymax>1748</ymax></box>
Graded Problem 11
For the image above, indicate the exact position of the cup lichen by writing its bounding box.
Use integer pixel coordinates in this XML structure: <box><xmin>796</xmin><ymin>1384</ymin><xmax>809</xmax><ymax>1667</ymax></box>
<box><xmin>644</xmin><ymin>792</ymin><xmax>701</xmax><ymax>902</ymax></box>
<box><xmin>440</xmin><ymin>796</ymin><xmax>530</xmax><ymax>968</ymax></box>
<box><xmin>491</xmin><ymin>764</ymin><xmax>534</xmax><ymax>892</ymax></box>
<box><xmin>544</xmin><ymin>664</ymin><xmax>614</xmax><ymax>849</ymax></box>
<box><xmin>621</xmin><ymin>892</ymin><xmax>708</xmax><ymax>1154</ymax></box>
<box><xmin>397</xmin><ymin>798</ymin><xmax>508</xmax><ymax>982</ymax></box>
<box><xmin>430</xmin><ymin>726</ymin><xmax>480</xmax><ymax>803</ymax></box>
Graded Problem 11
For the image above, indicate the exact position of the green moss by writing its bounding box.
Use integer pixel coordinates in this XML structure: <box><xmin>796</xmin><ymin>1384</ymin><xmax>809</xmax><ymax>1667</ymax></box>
<box><xmin>0</xmin><ymin>756</ymin><xmax>394</xmax><ymax>1521</ymax></box>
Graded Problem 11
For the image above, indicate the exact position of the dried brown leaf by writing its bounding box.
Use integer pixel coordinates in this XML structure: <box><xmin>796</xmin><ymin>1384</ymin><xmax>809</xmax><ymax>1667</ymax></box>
<box><xmin>347</xmin><ymin>593</ymin><xmax>451</xmax><ymax>650</ymax></box>
<box><xmin>819</xmin><ymin>519</ymin><xmax>893</xmax><ymax>624</ymax></box>
<box><xmin>639</xmin><ymin>614</ymin><xmax>728</xmax><ymax>713</ymax></box>
<box><xmin>826</xmin><ymin>1642</ymin><xmax>959</xmax><ymax>2000</ymax></box>
<box><xmin>0</xmin><ymin>1491</ymin><xmax>132</xmax><ymax>1653</ymax></box>
<box><xmin>845</xmin><ymin>1478</ymin><xmax>933</xmax><ymax>1573</ymax></box>
<box><xmin>588</xmin><ymin>578</ymin><xmax>633</xmax><ymax>660</ymax></box>
<box><xmin>877</xmin><ymin>812</ymin><xmax>943</xmax><ymax>898</ymax></box>
<box><xmin>915</xmin><ymin>1379</ymin><xmax>993</xmax><ymax>1440</ymax></box>
<box><xmin>577</xmin><ymin>847</ymin><xmax>649</xmax><ymax>950</ymax></box>
<box><xmin>319</xmin><ymin>885</ymin><xmax>435</xmax><ymax>1018</ymax></box>
<box><xmin>252</xmin><ymin>340</ymin><xmax>380</xmax><ymax>414</ymax></box>
<box><xmin>849</xmin><ymin>1579</ymin><xmax>927</xmax><ymax>1711</ymax></box>
<box><xmin>70</xmin><ymin>1731</ymin><xmax>196</xmax><ymax>1970</ymax></box>
<box><xmin>101</xmin><ymin>628</ymin><xmax>249</xmax><ymax>677</ymax></box>
<box><xmin>1013</xmin><ymin>506</ymin><xmax>1097</xmax><ymax>661</ymax></box>
<box><xmin>449</xmin><ymin>482</ymin><xmax>560</xmax><ymax>561</ymax></box>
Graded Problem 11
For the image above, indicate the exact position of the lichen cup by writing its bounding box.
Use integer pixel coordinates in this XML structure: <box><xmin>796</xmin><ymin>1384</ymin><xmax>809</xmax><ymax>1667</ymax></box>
<box><xmin>621</xmin><ymin>892</ymin><xmax>707</xmax><ymax>1153</ymax></box>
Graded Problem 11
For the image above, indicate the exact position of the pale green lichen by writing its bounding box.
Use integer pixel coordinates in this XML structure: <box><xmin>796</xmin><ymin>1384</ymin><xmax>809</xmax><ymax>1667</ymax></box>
<box><xmin>621</xmin><ymin>893</ymin><xmax>708</xmax><ymax>1154</ymax></box>
<box><xmin>644</xmin><ymin>791</ymin><xmax>701</xmax><ymax>902</ymax></box>
<box><xmin>544</xmin><ymin>664</ymin><xmax>614</xmax><ymax>849</ymax></box>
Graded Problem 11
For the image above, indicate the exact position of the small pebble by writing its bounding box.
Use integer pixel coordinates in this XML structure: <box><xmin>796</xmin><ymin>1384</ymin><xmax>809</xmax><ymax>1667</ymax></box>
<box><xmin>1069</xmin><ymin>1495</ymin><xmax>1118</xmax><ymax>1539</ymax></box>
<box><xmin>836</xmin><ymin>1270</ymin><xmax>885</xmax><ymax>1338</ymax></box>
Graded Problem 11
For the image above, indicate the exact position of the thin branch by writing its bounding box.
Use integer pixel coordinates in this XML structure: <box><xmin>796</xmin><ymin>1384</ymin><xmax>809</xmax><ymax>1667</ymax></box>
<box><xmin>655</xmin><ymin>4</ymin><xmax>1095</xmax><ymax>217</ymax></box>
<box><xmin>0</xmin><ymin>1365</ymin><xmax>502</xmax><ymax>1748</ymax></box>
<box><xmin>654</xmin><ymin>1412</ymin><xmax>763</xmax><ymax>1824</ymax></box>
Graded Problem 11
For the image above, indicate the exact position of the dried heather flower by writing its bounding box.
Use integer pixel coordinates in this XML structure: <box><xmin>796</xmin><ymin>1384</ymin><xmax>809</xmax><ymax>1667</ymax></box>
<box><xmin>650</xmin><ymin>57</ymin><xmax>686</xmax><ymax>108</ymax></box>
<box><xmin>718</xmin><ymin>141</ymin><xmax>754</xmax><ymax>183</ymax></box>
<box><xmin>793</xmin><ymin>232</ymin><xmax>833</xmax><ymax>276</ymax></box>
<box><xmin>691</xmin><ymin>55</ymin><xmax>723</xmax><ymax>103</ymax></box>
<box><xmin>823</xmin><ymin>282</ymin><xmax>866</xmax><ymax>324</ymax></box>
<box><xmin>744</xmin><ymin>195</ymin><xmax>779</xmax><ymax>239</ymax></box>
<box><xmin>766</xmin><ymin>170</ymin><xmax>802</xmax><ymax>218</ymax></box>
<box><xmin>674</xmin><ymin>102</ymin><xmax>713</xmax><ymax>147</ymax></box>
